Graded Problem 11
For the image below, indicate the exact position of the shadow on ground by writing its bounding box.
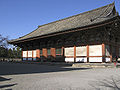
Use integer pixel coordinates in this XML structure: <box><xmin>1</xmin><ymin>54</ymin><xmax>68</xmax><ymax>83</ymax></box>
<box><xmin>0</xmin><ymin>62</ymin><xmax>90</xmax><ymax>75</ymax></box>
<box><xmin>0</xmin><ymin>83</ymin><xmax>17</xmax><ymax>89</ymax></box>
<box><xmin>0</xmin><ymin>76</ymin><xmax>12</xmax><ymax>81</ymax></box>
<box><xmin>90</xmin><ymin>75</ymin><xmax>120</xmax><ymax>90</ymax></box>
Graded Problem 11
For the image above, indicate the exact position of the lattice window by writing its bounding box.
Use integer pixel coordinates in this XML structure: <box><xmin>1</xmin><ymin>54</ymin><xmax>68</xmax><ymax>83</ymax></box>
<box><xmin>56</xmin><ymin>48</ymin><xmax>62</xmax><ymax>55</ymax></box>
<box><xmin>47</xmin><ymin>49</ymin><xmax>51</xmax><ymax>55</ymax></box>
<box><xmin>40</xmin><ymin>50</ymin><xmax>42</xmax><ymax>56</ymax></box>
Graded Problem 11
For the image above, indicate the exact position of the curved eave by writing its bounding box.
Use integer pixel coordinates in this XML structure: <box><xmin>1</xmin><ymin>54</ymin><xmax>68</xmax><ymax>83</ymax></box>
<box><xmin>8</xmin><ymin>15</ymin><xmax>119</xmax><ymax>44</ymax></box>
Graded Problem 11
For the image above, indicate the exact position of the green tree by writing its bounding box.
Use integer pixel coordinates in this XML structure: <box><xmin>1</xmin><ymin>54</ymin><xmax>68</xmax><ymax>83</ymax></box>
<box><xmin>0</xmin><ymin>34</ymin><xmax>8</xmax><ymax>48</ymax></box>
<box><xmin>11</xmin><ymin>46</ymin><xmax>22</xmax><ymax>58</ymax></box>
<box><xmin>16</xmin><ymin>47</ymin><xmax>22</xmax><ymax>58</ymax></box>
<box><xmin>8</xmin><ymin>48</ymin><xmax>13</xmax><ymax>58</ymax></box>
<box><xmin>12</xmin><ymin>48</ymin><xmax>17</xmax><ymax>58</ymax></box>
<box><xmin>0</xmin><ymin>34</ymin><xmax>22</xmax><ymax>59</ymax></box>
<box><xmin>0</xmin><ymin>34</ymin><xmax>8</xmax><ymax>59</ymax></box>
<box><xmin>0</xmin><ymin>47</ymin><xmax>8</xmax><ymax>58</ymax></box>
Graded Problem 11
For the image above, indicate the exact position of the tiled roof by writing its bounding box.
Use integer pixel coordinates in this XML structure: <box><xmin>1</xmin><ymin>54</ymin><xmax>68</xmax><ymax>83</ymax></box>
<box><xmin>9</xmin><ymin>2</ymin><xmax>118</xmax><ymax>43</ymax></box>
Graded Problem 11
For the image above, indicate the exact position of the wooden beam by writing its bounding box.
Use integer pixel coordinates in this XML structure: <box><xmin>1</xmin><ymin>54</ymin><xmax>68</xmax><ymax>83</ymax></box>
<box><xmin>51</xmin><ymin>48</ymin><xmax>56</xmax><ymax>58</ymax></box>
<box><xmin>87</xmin><ymin>45</ymin><xmax>89</xmax><ymax>63</ymax></box>
<box><xmin>22</xmin><ymin>48</ymin><xmax>23</xmax><ymax>61</ymax></box>
<box><xmin>43</xmin><ymin>48</ymin><xmax>47</xmax><ymax>58</ymax></box>
<box><xmin>74</xmin><ymin>46</ymin><xmax>76</xmax><ymax>62</ymax></box>
<box><xmin>102</xmin><ymin>44</ymin><xmax>105</xmax><ymax>62</ymax></box>
<box><xmin>36</xmin><ymin>49</ymin><xmax>40</xmax><ymax>60</ymax></box>
<box><xmin>116</xmin><ymin>46</ymin><xmax>119</xmax><ymax>59</ymax></box>
<box><xmin>62</xmin><ymin>47</ymin><xmax>64</xmax><ymax>56</ymax></box>
<box><xmin>27</xmin><ymin>50</ymin><xmax>28</xmax><ymax>61</ymax></box>
<box><xmin>32</xmin><ymin>50</ymin><xmax>33</xmax><ymax>61</ymax></box>
<box><xmin>110</xmin><ymin>45</ymin><xmax>112</xmax><ymax>63</ymax></box>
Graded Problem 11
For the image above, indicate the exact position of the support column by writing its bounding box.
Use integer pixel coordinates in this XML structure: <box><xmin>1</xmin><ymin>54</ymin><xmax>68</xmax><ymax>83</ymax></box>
<box><xmin>22</xmin><ymin>49</ymin><xmax>23</xmax><ymax>61</ymax></box>
<box><xmin>32</xmin><ymin>50</ymin><xmax>33</xmax><ymax>61</ymax></box>
<box><xmin>74</xmin><ymin>46</ymin><xmax>76</xmax><ymax>62</ymax></box>
<box><xmin>43</xmin><ymin>48</ymin><xmax>47</xmax><ymax>58</ymax></box>
<box><xmin>102</xmin><ymin>44</ymin><xmax>105</xmax><ymax>63</ymax></box>
<box><xmin>36</xmin><ymin>49</ymin><xmax>40</xmax><ymax>60</ymax></box>
<box><xmin>110</xmin><ymin>45</ymin><xmax>112</xmax><ymax>63</ymax></box>
<box><xmin>116</xmin><ymin>46</ymin><xmax>119</xmax><ymax>59</ymax></box>
<box><xmin>62</xmin><ymin>47</ymin><xmax>65</xmax><ymax>62</ymax></box>
<box><xmin>51</xmin><ymin>48</ymin><xmax>56</xmax><ymax>58</ymax></box>
<box><xmin>87</xmin><ymin>45</ymin><xmax>89</xmax><ymax>63</ymax></box>
<box><xmin>62</xmin><ymin>47</ymin><xmax>64</xmax><ymax>56</ymax></box>
<box><xmin>118</xmin><ymin>47</ymin><xmax>119</xmax><ymax>58</ymax></box>
<box><xmin>27</xmin><ymin>50</ymin><xmax>28</xmax><ymax>61</ymax></box>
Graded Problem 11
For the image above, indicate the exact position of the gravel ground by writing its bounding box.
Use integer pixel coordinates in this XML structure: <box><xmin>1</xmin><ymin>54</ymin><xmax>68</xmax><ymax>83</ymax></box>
<box><xmin>0</xmin><ymin>62</ymin><xmax>120</xmax><ymax>90</ymax></box>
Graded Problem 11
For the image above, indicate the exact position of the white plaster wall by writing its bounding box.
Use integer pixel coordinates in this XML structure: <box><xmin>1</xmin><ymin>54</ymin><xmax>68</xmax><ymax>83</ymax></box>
<box><xmin>76</xmin><ymin>58</ymin><xmax>87</xmax><ymax>62</ymax></box>
<box><xmin>28</xmin><ymin>51</ymin><xmax>32</xmax><ymax>57</ymax></box>
<box><xmin>28</xmin><ymin>58</ymin><xmax>32</xmax><ymax>60</ymax></box>
<box><xmin>89</xmin><ymin>57</ymin><xmax>102</xmax><ymax>62</ymax></box>
<box><xmin>89</xmin><ymin>45</ymin><xmax>102</xmax><ymax>56</ymax></box>
<box><xmin>105</xmin><ymin>45</ymin><xmax>110</xmax><ymax>56</ymax></box>
<box><xmin>76</xmin><ymin>46</ymin><xmax>87</xmax><ymax>56</ymax></box>
<box><xmin>65</xmin><ymin>58</ymin><xmax>74</xmax><ymax>62</ymax></box>
<box><xmin>23</xmin><ymin>58</ymin><xmax>27</xmax><ymax>60</ymax></box>
<box><xmin>65</xmin><ymin>47</ymin><xmax>74</xmax><ymax>56</ymax></box>
<box><xmin>105</xmin><ymin>58</ymin><xmax>110</xmax><ymax>62</ymax></box>
<box><xmin>118</xmin><ymin>58</ymin><xmax>120</xmax><ymax>61</ymax></box>
<box><xmin>33</xmin><ymin>50</ymin><xmax>37</xmax><ymax>57</ymax></box>
<box><xmin>33</xmin><ymin>58</ymin><xmax>36</xmax><ymax>61</ymax></box>
<box><xmin>23</xmin><ymin>51</ymin><xmax>27</xmax><ymax>57</ymax></box>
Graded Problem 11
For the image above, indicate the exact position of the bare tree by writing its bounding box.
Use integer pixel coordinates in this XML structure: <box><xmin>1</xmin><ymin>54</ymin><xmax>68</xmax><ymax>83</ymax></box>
<box><xmin>0</xmin><ymin>34</ymin><xmax>8</xmax><ymax>48</ymax></box>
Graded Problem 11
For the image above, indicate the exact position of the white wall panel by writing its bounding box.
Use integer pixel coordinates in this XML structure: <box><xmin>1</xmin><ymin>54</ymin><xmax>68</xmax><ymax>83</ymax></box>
<box><xmin>89</xmin><ymin>45</ymin><xmax>102</xmax><ymax>56</ymax></box>
<box><xmin>23</xmin><ymin>51</ymin><xmax>27</xmax><ymax>57</ymax></box>
<box><xmin>33</xmin><ymin>58</ymin><xmax>36</xmax><ymax>61</ymax></box>
<box><xmin>76</xmin><ymin>58</ymin><xmax>87</xmax><ymax>62</ymax></box>
<box><xmin>118</xmin><ymin>58</ymin><xmax>120</xmax><ymax>61</ymax></box>
<box><xmin>65</xmin><ymin>47</ymin><xmax>74</xmax><ymax>56</ymax></box>
<box><xmin>65</xmin><ymin>58</ymin><xmax>74</xmax><ymax>62</ymax></box>
<box><xmin>28</xmin><ymin>58</ymin><xmax>32</xmax><ymax>60</ymax></box>
<box><xmin>28</xmin><ymin>51</ymin><xmax>32</xmax><ymax>57</ymax></box>
<box><xmin>76</xmin><ymin>46</ymin><xmax>87</xmax><ymax>56</ymax></box>
<box><xmin>105</xmin><ymin>58</ymin><xmax>110</xmax><ymax>62</ymax></box>
<box><xmin>89</xmin><ymin>57</ymin><xmax>102</xmax><ymax>62</ymax></box>
<box><xmin>105</xmin><ymin>45</ymin><xmax>110</xmax><ymax>56</ymax></box>
<box><xmin>23</xmin><ymin>58</ymin><xmax>27</xmax><ymax>60</ymax></box>
<box><xmin>33</xmin><ymin>50</ymin><xmax>37</xmax><ymax>57</ymax></box>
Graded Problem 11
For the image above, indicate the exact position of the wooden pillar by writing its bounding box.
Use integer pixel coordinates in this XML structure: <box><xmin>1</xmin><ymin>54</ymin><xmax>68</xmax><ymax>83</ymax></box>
<box><xmin>51</xmin><ymin>48</ymin><xmax>56</xmax><ymax>58</ymax></box>
<box><xmin>32</xmin><ymin>50</ymin><xmax>33</xmax><ymax>61</ymax></box>
<box><xmin>43</xmin><ymin>48</ymin><xmax>47</xmax><ymax>58</ymax></box>
<box><xmin>102</xmin><ymin>44</ymin><xmax>105</xmax><ymax>62</ymax></box>
<box><xmin>116</xmin><ymin>46</ymin><xmax>119</xmax><ymax>59</ymax></box>
<box><xmin>62</xmin><ymin>47</ymin><xmax>64</xmax><ymax>56</ymax></box>
<box><xmin>22</xmin><ymin>49</ymin><xmax>23</xmax><ymax>61</ymax></box>
<box><xmin>87</xmin><ymin>45</ymin><xmax>89</xmax><ymax>63</ymax></box>
<box><xmin>36</xmin><ymin>49</ymin><xmax>40</xmax><ymax>60</ymax></box>
<box><xmin>118</xmin><ymin>47</ymin><xmax>119</xmax><ymax>58</ymax></box>
<box><xmin>110</xmin><ymin>45</ymin><xmax>112</xmax><ymax>62</ymax></box>
<box><xmin>74</xmin><ymin>46</ymin><xmax>76</xmax><ymax>62</ymax></box>
<box><xmin>27</xmin><ymin>50</ymin><xmax>28</xmax><ymax>61</ymax></box>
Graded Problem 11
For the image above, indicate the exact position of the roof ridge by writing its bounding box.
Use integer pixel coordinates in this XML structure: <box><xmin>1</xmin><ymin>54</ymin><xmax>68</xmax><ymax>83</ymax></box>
<box><xmin>38</xmin><ymin>2</ymin><xmax>115</xmax><ymax>28</ymax></box>
<box><xmin>15</xmin><ymin>2</ymin><xmax>115</xmax><ymax>41</ymax></box>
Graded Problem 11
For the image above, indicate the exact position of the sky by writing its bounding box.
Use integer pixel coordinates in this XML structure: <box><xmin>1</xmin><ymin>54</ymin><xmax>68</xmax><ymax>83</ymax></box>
<box><xmin>0</xmin><ymin>0</ymin><xmax>120</xmax><ymax>40</ymax></box>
